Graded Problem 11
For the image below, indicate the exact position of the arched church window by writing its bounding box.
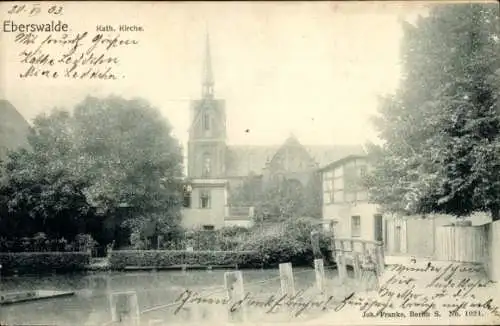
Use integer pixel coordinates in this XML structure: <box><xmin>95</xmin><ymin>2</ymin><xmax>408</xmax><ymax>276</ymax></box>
<box><xmin>203</xmin><ymin>112</ymin><xmax>210</xmax><ymax>131</ymax></box>
<box><xmin>202</xmin><ymin>153</ymin><xmax>211</xmax><ymax>177</ymax></box>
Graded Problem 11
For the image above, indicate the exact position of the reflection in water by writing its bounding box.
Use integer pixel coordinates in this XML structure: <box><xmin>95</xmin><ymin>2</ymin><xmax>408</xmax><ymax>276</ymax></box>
<box><xmin>0</xmin><ymin>268</ymin><xmax>353</xmax><ymax>325</ymax></box>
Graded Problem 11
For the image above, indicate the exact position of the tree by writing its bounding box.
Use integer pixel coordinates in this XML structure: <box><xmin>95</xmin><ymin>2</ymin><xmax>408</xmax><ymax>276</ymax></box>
<box><xmin>0</xmin><ymin>96</ymin><xmax>185</xmax><ymax>246</ymax></box>
<box><xmin>254</xmin><ymin>176</ymin><xmax>321</xmax><ymax>222</ymax></box>
<box><xmin>0</xmin><ymin>111</ymin><xmax>95</xmax><ymax>241</ymax></box>
<box><xmin>228</xmin><ymin>174</ymin><xmax>263</xmax><ymax>206</ymax></box>
<box><xmin>367</xmin><ymin>3</ymin><xmax>500</xmax><ymax>220</ymax></box>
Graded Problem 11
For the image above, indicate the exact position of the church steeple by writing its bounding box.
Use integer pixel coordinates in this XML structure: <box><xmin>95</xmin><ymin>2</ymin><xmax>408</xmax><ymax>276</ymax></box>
<box><xmin>202</xmin><ymin>31</ymin><xmax>214</xmax><ymax>98</ymax></box>
<box><xmin>187</xmin><ymin>31</ymin><xmax>226</xmax><ymax>179</ymax></box>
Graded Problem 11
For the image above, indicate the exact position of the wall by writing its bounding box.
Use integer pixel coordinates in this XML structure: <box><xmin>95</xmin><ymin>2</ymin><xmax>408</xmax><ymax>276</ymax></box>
<box><xmin>187</xmin><ymin>98</ymin><xmax>227</xmax><ymax>178</ymax></box>
<box><xmin>181</xmin><ymin>185</ymin><xmax>227</xmax><ymax>229</ymax></box>
<box><xmin>323</xmin><ymin>202</ymin><xmax>379</xmax><ymax>241</ymax></box>
<box><xmin>385</xmin><ymin>212</ymin><xmax>491</xmax><ymax>258</ymax></box>
<box><xmin>187</xmin><ymin>141</ymin><xmax>227</xmax><ymax>178</ymax></box>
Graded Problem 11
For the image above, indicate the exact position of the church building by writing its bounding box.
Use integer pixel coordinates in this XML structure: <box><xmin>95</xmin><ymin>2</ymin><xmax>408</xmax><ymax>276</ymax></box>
<box><xmin>181</xmin><ymin>33</ymin><xmax>365</xmax><ymax>230</ymax></box>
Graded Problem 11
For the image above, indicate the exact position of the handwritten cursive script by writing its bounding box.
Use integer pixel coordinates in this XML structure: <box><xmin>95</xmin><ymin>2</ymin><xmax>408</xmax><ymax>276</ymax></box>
<box><xmin>335</xmin><ymin>262</ymin><xmax>499</xmax><ymax>321</ymax></box>
<box><xmin>174</xmin><ymin>289</ymin><xmax>335</xmax><ymax>317</ymax></box>
<box><xmin>169</xmin><ymin>262</ymin><xmax>500</xmax><ymax>323</ymax></box>
<box><xmin>12</xmin><ymin>31</ymin><xmax>139</xmax><ymax>80</ymax></box>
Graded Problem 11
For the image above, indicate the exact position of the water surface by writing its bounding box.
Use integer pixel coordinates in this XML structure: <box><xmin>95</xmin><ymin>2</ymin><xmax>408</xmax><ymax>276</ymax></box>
<box><xmin>1</xmin><ymin>267</ymin><xmax>353</xmax><ymax>325</ymax></box>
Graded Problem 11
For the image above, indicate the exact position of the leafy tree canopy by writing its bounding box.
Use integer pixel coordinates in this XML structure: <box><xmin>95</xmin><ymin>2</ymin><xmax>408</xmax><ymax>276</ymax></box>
<box><xmin>1</xmin><ymin>96</ymin><xmax>184</xmax><ymax>244</ymax></box>
<box><xmin>230</xmin><ymin>174</ymin><xmax>322</xmax><ymax>223</ymax></box>
<box><xmin>367</xmin><ymin>4</ymin><xmax>500</xmax><ymax>220</ymax></box>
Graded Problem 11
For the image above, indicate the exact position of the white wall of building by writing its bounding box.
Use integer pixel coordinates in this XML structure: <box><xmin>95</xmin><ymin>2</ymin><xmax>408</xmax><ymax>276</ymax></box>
<box><xmin>321</xmin><ymin>156</ymin><xmax>385</xmax><ymax>245</ymax></box>
<box><xmin>181</xmin><ymin>183</ymin><xmax>227</xmax><ymax>229</ymax></box>
<box><xmin>323</xmin><ymin>202</ymin><xmax>381</xmax><ymax>240</ymax></box>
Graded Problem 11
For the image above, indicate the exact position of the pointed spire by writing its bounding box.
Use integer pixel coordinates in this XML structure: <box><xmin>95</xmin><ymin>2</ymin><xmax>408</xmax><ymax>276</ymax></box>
<box><xmin>202</xmin><ymin>30</ymin><xmax>214</xmax><ymax>98</ymax></box>
<box><xmin>283</xmin><ymin>132</ymin><xmax>302</xmax><ymax>149</ymax></box>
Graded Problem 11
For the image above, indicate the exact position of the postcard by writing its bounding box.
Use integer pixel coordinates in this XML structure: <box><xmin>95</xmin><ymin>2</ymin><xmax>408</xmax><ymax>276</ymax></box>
<box><xmin>0</xmin><ymin>1</ymin><xmax>499</xmax><ymax>326</ymax></box>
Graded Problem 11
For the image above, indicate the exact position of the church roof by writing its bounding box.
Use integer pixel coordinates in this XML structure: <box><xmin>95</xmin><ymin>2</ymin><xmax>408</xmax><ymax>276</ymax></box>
<box><xmin>225</xmin><ymin>142</ymin><xmax>366</xmax><ymax>177</ymax></box>
<box><xmin>225</xmin><ymin>145</ymin><xmax>279</xmax><ymax>177</ymax></box>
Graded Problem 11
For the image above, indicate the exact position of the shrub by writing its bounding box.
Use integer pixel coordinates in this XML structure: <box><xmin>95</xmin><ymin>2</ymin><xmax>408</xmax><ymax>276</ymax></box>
<box><xmin>0</xmin><ymin>252</ymin><xmax>91</xmax><ymax>275</ymax></box>
<box><xmin>74</xmin><ymin>233</ymin><xmax>98</xmax><ymax>252</ymax></box>
<box><xmin>178</xmin><ymin>227</ymin><xmax>251</xmax><ymax>251</ymax></box>
<box><xmin>237</xmin><ymin>217</ymin><xmax>334</xmax><ymax>267</ymax></box>
<box><xmin>219</xmin><ymin>226</ymin><xmax>250</xmax><ymax>238</ymax></box>
<box><xmin>109</xmin><ymin>250</ymin><xmax>260</xmax><ymax>270</ymax></box>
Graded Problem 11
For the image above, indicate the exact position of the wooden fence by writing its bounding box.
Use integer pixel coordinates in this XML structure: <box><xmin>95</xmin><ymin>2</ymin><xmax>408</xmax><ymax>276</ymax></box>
<box><xmin>485</xmin><ymin>221</ymin><xmax>500</xmax><ymax>282</ymax></box>
<box><xmin>434</xmin><ymin>225</ymin><xmax>487</xmax><ymax>263</ymax></box>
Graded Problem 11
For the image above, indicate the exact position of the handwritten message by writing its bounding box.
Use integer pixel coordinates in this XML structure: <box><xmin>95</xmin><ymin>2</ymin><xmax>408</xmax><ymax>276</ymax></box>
<box><xmin>170</xmin><ymin>262</ymin><xmax>500</xmax><ymax>324</ymax></box>
<box><xmin>174</xmin><ymin>289</ymin><xmax>335</xmax><ymax>317</ymax></box>
<box><xmin>15</xmin><ymin>32</ymin><xmax>138</xmax><ymax>80</ymax></box>
<box><xmin>335</xmin><ymin>262</ymin><xmax>500</xmax><ymax>322</ymax></box>
<box><xmin>2</xmin><ymin>3</ymin><xmax>141</xmax><ymax>80</ymax></box>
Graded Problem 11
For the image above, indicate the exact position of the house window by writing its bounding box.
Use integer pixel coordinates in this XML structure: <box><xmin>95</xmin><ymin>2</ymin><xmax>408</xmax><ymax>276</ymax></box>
<box><xmin>183</xmin><ymin>185</ymin><xmax>192</xmax><ymax>208</ymax></box>
<box><xmin>323</xmin><ymin>160</ymin><xmax>369</xmax><ymax>205</ymax></box>
<box><xmin>344</xmin><ymin>165</ymin><xmax>357</xmax><ymax>202</ymax></box>
<box><xmin>200</xmin><ymin>189</ymin><xmax>211</xmax><ymax>209</ymax></box>
<box><xmin>322</xmin><ymin>171</ymin><xmax>334</xmax><ymax>204</ymax></box>
<box><xmin>344</xmin><ymin>160</ymin><xmax>368</xmax><ymax>203</ymax></box>
<box><xmin>359</xmin><ymin>165</ymin><xmax>367</xmax><ymax>178</ymax></box>
<box><xmin>351</xmin><ymin>215</ymin><xmax>361</xmax><ymax>238</ymax></box>
<box><xmin>323</xmin><ymin>178</ymin><xmax>332</xmax><ymax>204</ymax></box>
<box><xmin>203</xmin><ymin>225</ymin><xmax>214</xmax><ymax>231</ymax></box>
<box><xmin>203</xmin><ymin>112</ymin><xmax>210</xmax><ymax>131</ymax></box>
<box><xmin>332</xmin><ymin>167</ymin><xmax>344</xmax><ymax>204</ymax></box>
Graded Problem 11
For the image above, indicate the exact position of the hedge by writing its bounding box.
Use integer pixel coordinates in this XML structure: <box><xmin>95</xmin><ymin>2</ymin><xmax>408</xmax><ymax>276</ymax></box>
<box><xmin>0</xmin><ymin>252</ymin><xmax>91</xmax><ymax>275</ymax></box>
<box><xmin>109</xmin><ymin>250</ymin><xmax>261</xmax><ymax>270</ymax></box>
<box><xmin>236</xmin><ymin>218</ymin><xmax>335</xmax><ymax>267</ymax></box>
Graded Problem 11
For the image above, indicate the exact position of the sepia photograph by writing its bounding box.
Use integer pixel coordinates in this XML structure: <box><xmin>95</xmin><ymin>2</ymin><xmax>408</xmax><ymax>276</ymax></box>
<box><xmin>0</xmin><ymin>1</ymin><xmax>499</xmax><ymax>325</ymax></box>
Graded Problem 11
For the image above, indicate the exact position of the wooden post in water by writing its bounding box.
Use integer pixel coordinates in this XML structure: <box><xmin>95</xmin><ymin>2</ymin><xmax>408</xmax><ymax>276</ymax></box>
<box><xmin>279</xmin><ymin>262</ymin><xmax>295</xmax><ymax>297</ymax></box>
<box><xmin>224</xmin><ymin>271</ymin><xmax>246</xmax><ymax>322</ymax></box>
<box><xmin>109</xmin><ymin>291</ymin><xmax>140</xmax><ymax>326</ymax></box>
<box><xmin>106</xmin><ymin>275</ymin><xmax>112</xmax><ymax>293</ymax></box>
<box><xmin>310</xmin><ymin>231</ymin><xmax>321</xmax><ymax>258</ymax></box>
<box><xmin>336</xmin><ymin>253</ymin><xmax>347</xmax><ymax>282</ymax></box>
<box><xmin>352</xmin><ymin>253</ymin><xmax>361</xmax><ymax>280</ymax></box>
<box><xmin>314</xmin><ymin>258</ymin><xmax>326</xmax><ymax>296</ymax></box>
<box><xmin>375</xmin><ymin>244</ymin><xmax>385</xmax><ymax>276</ymax></box>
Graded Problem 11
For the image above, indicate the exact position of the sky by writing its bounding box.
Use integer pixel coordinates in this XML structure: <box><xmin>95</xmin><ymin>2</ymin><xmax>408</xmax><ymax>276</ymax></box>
<box><xmin>0</xmin><ymin>1</ymin><xmax>429</xmax><ymax>149</ymax></box>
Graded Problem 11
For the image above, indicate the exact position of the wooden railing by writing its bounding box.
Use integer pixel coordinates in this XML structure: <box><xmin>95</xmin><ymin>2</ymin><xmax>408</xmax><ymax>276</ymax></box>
<box><xmin>332</xmin><ymin>238</ymin><xmax>385</xmax><ymax>280</ymax></box>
